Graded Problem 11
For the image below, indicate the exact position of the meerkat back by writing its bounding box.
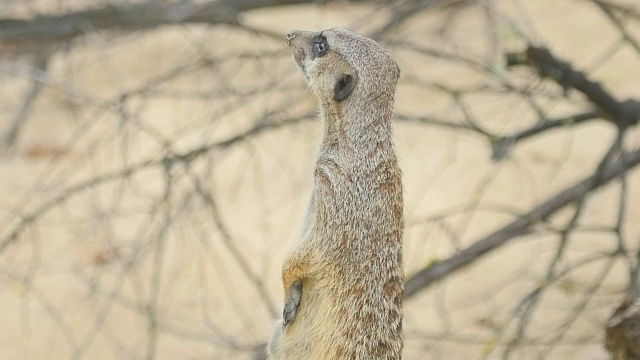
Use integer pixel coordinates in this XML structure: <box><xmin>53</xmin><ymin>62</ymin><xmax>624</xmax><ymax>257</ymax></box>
<box><xmin>269</xmin><ymin>28</ymin><xmax>403</xmax><ymax>360</ymax></box>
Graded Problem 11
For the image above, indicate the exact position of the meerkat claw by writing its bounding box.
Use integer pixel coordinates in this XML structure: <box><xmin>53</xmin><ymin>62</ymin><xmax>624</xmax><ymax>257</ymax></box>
<box><xmin>283</xmin><ymin>280</ymin><xmax>303</xmax><ymax>328</ymax></box>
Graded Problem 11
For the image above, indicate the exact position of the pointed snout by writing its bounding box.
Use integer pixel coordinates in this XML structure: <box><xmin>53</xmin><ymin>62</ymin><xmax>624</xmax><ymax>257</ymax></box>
<box><xmin>286</xmin><ymin>30</ymin><xmax>300</xmax><ymax>46</ymax></box>
<box><xmin>286</xmin><ymin>30</ymin><xmax>317</xmax><ymax>47</ymax></box>
<box><xmin>286</xmin><ymin>30</ymin><xmax>318</xmax><ymax>80</ymax></box>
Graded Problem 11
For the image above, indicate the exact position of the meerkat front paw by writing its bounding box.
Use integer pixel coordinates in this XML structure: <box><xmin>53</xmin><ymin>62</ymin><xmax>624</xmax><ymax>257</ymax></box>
<box><xmin>283</xmin><ymin>280</ymin><xmax>303</xmax><ymax>329</ymax></box>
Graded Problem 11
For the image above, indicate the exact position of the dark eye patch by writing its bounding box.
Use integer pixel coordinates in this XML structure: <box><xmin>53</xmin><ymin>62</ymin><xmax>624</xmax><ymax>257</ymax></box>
<box><xmin>312</xmin><ymin>36</ymin><xmax>328</xmax><ymax>58</ymax></box>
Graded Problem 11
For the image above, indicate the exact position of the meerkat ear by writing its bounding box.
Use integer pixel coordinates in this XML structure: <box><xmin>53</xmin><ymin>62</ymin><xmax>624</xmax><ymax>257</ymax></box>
<box><xmin>333</xmin><ymin>74</ymin><xmax>356</xmax><ymax>101</ymax></box>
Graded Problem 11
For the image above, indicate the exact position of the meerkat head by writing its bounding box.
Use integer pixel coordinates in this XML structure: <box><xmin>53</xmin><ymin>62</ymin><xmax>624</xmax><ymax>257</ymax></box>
<box><xmin>286</xmin><ymin>28</ymin><xmax>400</xmax><ymax>107</ymax></box>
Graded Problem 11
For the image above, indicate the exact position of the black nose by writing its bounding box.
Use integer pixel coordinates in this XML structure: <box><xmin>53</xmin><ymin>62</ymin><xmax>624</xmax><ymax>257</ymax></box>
<box><xmin>286</xmin><ymin>31</ymin><xmax>299</xmax><ymax>45</ymax></box>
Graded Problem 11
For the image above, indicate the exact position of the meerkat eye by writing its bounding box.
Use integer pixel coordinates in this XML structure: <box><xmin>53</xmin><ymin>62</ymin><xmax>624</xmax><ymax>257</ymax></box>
<box><xmin>312</xmin><ymin>37</ymin><xmax>328</xmax><ymax>58</ymax></box>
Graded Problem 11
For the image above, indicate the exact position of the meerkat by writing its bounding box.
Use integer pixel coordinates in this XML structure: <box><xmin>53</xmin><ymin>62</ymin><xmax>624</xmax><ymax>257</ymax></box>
<box><xmin>268</xmin><ymin>28</ymin><xmax>403</xmax><ymax>360</ymax></box>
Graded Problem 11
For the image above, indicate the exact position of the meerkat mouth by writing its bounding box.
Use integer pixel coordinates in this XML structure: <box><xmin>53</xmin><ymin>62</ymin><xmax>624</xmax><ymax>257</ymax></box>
<box><xmin>299</xmin><ymin>64</ymin><xmax>309</xmax><ymax>80</ymax></box>
<box><xmin>291</xmin><ymin>50</ymin><xmax>309</xmax><ymax>80</ymax></box>
<box><xmin>286</xmin><ymin>31</ymin><xmax>312</xmax><ymax>81</ymax></box>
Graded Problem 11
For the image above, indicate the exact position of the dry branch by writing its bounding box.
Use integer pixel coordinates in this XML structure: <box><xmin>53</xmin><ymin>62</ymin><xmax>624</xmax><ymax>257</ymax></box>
<box><xmin>0</xmin><ymin>114</ymin><xmax>313</xmax><ymax>255</ymax></box>
<box><xmin>405</xmin><ymin>44</ymin><xmax>640</xmax><ymax>299</ymax></box>
<box><xmin>0</xmin><ymin>50</ymin><xmax>49</xmax><ymax>150</ymax></box>
<box><xmin>0</xmin><ymin>0</ymin><xmax>313</xmax><ymax>49</ymax></box>
<box><xmin>507</xmin><ymin>46</ymin><xmax>640</xmax><ymax>129</ymax></box>
<box><xmin>404</xmin><ymin>146</ymin><xmax>640</xmax><ymax>298</ymax></box>
<box><xmin>491</xmin><ymin>111</ymin><xmax>600</xmax><ymax>160</ymax></box>
<box><xmin>591</xmin><ymin>0</ymin><xmax>640</xmax><ymax>55</ymax></box>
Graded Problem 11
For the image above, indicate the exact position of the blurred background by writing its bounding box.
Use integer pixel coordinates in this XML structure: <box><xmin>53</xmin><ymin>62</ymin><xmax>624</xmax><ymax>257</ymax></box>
<box><xmin>0</xmin><ymin>0</ymin><xmax>639</xmax><ymax>359</ymax></box>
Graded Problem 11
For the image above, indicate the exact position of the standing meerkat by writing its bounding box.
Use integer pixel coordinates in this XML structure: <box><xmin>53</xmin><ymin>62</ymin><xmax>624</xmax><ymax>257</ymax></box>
<box><xmin>268</xmin><ymin>28</ymin><xmax>403</xmax><ymax>360</ymax></box>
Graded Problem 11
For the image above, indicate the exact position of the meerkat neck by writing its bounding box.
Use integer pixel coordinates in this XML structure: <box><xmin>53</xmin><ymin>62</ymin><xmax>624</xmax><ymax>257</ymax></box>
<box><xmin>319</xmin><ymin>97</ymin><xmax>395</xmax><ymax>153</ymax></box>
<box><xmin>319</xmin><ymin>100</ymin><xmax>342</xmax><ymax>148</ymax></box>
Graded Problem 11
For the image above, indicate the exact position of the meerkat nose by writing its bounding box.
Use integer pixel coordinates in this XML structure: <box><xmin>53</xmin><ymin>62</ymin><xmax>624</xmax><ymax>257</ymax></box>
<box><xmin>286</xmin><ymin>31</ymin><xmax>299</xmax><ymax>45</ymax></box>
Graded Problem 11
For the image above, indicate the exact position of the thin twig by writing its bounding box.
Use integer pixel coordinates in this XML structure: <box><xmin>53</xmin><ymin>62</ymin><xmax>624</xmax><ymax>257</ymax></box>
<box><xmin>404</xmin><ymin>146</ymin><xmax>640</xmax><ymax>298</ymax></box>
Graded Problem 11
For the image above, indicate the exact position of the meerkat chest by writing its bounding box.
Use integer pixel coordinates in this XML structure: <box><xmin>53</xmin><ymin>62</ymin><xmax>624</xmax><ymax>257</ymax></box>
<box><xmin>312</xmin><ymin>158</ymin><xmax>400</xmax><ymax>232</ymax></box>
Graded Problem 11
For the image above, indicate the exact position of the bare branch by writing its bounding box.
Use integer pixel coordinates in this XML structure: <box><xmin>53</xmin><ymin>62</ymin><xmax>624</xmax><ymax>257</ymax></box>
<box><xmin>506</xmin><ymin>45</ymin><xmax>640</xmax><ymax>129</ymax></box>
<box><xmin>0</xmin><ymin>114</ymin><xmax>313</xmax><ymax>256</ymax></box>
<box><xmin>491</xmin><ymin>111</ymin><xmax>601</xmax><ymax>160</ymax></box>
<box><xmin>591</xmin><ymin>0</ymin><xmax>640</xmax><ymax>56</ymax></box>
<box><xmin>404</xmin><ymin>146</ymin><xmax>640</xmax><ymax>298</ymax></box>
<box><xmin>0</xmin><ymin>50</ymin><xmax>50</xmax><ymax>151</ymax></box>
<box><xmin>0</xmin><ymin>0</ymin><xmax>313</xmax><ymax>51</ymax></box>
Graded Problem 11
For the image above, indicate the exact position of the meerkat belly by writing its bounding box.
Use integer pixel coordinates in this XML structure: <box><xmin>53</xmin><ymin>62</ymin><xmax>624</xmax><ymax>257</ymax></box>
<box><xmin>303</xmin><ymin>227</ymin><xmax>402</xmax><ymax>358</ymax></box>
<box><xmin>301</xmin><ymin>249</ymin><xmax>402</xmax><ymax>359</ymax></box>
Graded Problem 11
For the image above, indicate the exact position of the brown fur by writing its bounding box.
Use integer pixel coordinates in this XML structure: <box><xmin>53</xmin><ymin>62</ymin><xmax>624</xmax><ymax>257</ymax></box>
<box><xmin>268</xmin><ymin>28</ymin><xmax>403</xmax><ymax>360</ymax></box>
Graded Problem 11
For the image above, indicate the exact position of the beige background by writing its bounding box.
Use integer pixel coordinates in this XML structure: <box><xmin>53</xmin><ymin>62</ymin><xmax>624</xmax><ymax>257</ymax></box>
<box><xmin>0</xmin><ymin>1</ymin><xmax>639</xmax><ymax>359</ymax></box>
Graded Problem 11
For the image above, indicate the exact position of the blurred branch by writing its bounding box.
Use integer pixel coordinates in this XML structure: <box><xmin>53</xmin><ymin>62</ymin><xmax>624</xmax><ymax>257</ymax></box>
<box><xmin>395</xmin><ymin>40</ymin><xmax>553</xmax><ymax>119</ymax></box>
<box><xmin>405</xmin><ymin>44</ymin><xmax>640</xmax><ymax>298</ymax></box>
<box><xmin>0</xmin><ymin>113</ymin><xmax>313</xmax><ymax>256</ymax></box>
<box><xmin>586</xmin><ymin>0</ymin><xmax>640</xmax><ymax>20</ymax></box>
<box><xmin>0</xmin><ymin>0</ymin><xmax>314</xmax><ymax>50</ymax></box>
<box><xmin>591</xmin><ymin>0</ymin><xmax>640</xmax><ymax>55</ymax></box>
<box><xmin>0</xmin><ymin>50</ymin><xmax>50</xmax><ymax>152</ymax></box>
<box><xmin>193</xmin><ymin>177</ymin><xmax>277</xmax><ymax>316</ymax></box>
<box><xmin>396</xmin><ymin>113</ymin><xmax>477</xmax><ymax>132</ymax></box>
<box><xmin>370</xmin><ymin>0</ymin><xmax>458</xmax><ymax>38</ymax></box>
<box><xmin>506</xmin><ymin>45</ymin><xmax>640</xmax><ymax>129</ymax></box>
<box><xmin>502</xmin><ymin>131</ymin><xmax>625</xmax><ymax>356</ymax></box>
<box><xmin>404</xmin><ymin>145</ymin><xmax>640</xmax><ymax>298</ymax></box>
<box><xmin>491</xmin><ymin>111</ymin><xmax>600</xmax><ymax>160</ymax></box>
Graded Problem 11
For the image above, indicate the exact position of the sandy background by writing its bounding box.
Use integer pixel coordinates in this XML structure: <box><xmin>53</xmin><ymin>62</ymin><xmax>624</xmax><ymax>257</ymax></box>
<box><xmin>0</xmin><ymin>1</ymin><xmax>639</xmax><ymax>359</ymax></box>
